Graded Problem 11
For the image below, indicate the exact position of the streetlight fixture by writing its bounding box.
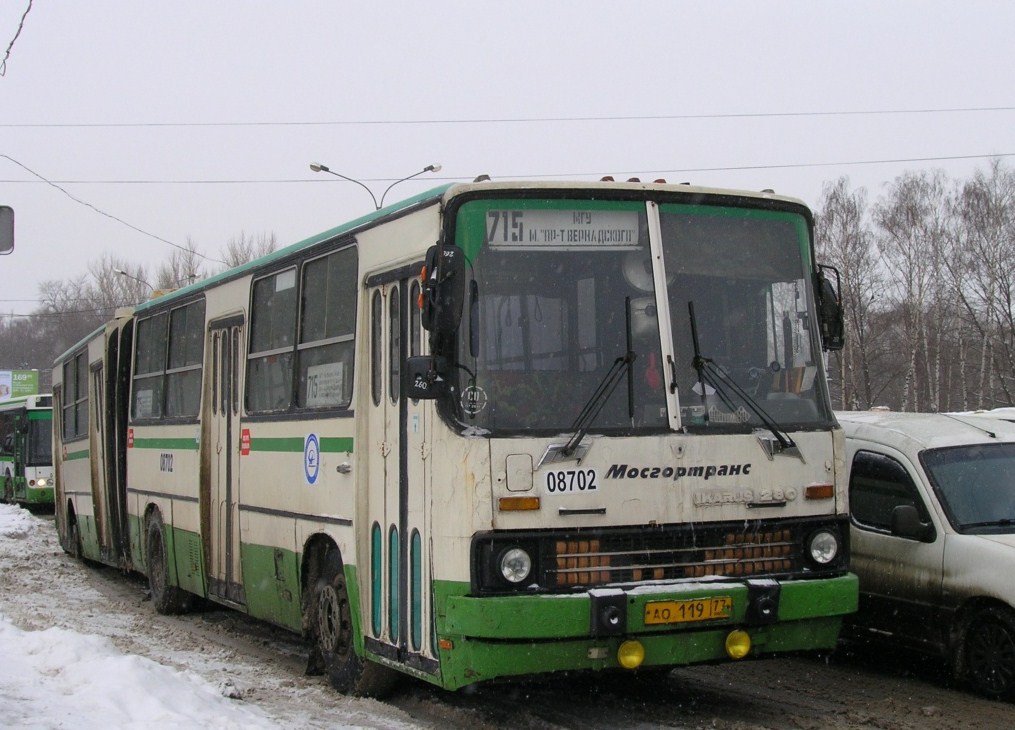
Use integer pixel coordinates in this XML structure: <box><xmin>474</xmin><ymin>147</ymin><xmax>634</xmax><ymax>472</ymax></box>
<box><xmin>113</xmin><ymin>268</ymin><xmax>153</xmax><ymax>292</ymax></box>
<box><xmin>309</xmin><ymin>162</ymin><xmax>442</xmax><ymax>210</ymax></box>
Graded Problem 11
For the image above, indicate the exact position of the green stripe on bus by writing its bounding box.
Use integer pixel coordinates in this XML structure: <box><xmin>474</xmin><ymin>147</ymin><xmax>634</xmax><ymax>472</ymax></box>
<box><xmin>132</xmin><ymin>438</ymin><xmax>200</xmax><ymax>450</ymax></box>
<box><xmin>66</xmin><ymin>450</ymin><xmax>89</xmax><ymax>461</ymax></box>
<box><xmin>27</xmin><ymin>411</ymin><xmax>52</xmax><ymax>421</ymax></box>
<box><xmin>249</xmin><ymin>437</ymin><xmax>353</xmax><ymax>453</ymax></box>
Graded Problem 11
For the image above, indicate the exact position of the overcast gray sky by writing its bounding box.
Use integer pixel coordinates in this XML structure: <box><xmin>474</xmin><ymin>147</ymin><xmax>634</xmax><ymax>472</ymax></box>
<box><xmin>2</xmin><ymin>1</ymin><xmax>1015</xmax><ymax>315</ymax></box>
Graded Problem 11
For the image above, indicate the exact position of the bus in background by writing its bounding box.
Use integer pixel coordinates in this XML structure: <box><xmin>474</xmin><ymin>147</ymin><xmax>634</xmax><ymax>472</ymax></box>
<box><xmin>53</xmin><ymin>179</ymin><xmax>855</xmax><ymax>696</ymax></box>
<box><xmin>0</xmin><ymin>394</ymin><xmax>55</xmax><ymax>507</ymax></box>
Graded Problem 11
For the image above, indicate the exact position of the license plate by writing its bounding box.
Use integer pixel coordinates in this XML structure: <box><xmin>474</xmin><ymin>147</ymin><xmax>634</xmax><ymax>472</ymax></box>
<box><xmin>644</xmin><ymin>596</ymin><xmax>733</xmax><ymax>625</ymax></box>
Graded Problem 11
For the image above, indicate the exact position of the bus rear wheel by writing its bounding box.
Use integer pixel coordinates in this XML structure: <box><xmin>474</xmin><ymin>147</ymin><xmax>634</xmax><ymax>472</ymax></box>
<box><xmin>145</xmin><ymin>512</ymin><xmax>190</xmax><ymax>615</ymax></box>
<box><xmin>311</xmin><ymin>545</ymin><xmax>398</xmax><ymax>697</ymax></box>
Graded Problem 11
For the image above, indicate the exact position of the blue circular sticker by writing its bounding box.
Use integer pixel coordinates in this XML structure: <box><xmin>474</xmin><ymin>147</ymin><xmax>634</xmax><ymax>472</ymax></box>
<box><xmin>304</xmin><ymin>433</ymin><xmax>320</xmax><ymax>485</ymax></box>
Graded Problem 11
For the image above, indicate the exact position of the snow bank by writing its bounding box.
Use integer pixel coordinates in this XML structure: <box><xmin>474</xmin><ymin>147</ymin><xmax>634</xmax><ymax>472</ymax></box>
<box><xmin>0</xmin><ymin>614</ymin><xmax>276</xmax><ymax>729</ymax></box>
<box><xmin>0</xmin><ymin>504</ymin><xmax>274</xmax><ymax>728</ymax></box>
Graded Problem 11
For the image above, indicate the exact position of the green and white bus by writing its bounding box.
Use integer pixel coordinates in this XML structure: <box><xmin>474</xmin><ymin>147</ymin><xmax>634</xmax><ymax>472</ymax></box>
<box><xmin>53</xmin><ymin>179</ymin><xmax>857</xmax><ymax>695</ymax></box>
<box><xmin>0</xmin><ymin>394</ymin><xmax>55</xmax><ymax>506</ymax></box>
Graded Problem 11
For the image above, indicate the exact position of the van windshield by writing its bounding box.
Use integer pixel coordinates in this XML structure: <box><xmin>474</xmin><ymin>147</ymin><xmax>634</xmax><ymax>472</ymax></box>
<box><xmin>921</xmin><ymin>443</ymin><xmax>1015</xmax><ymax>534</ymax></box>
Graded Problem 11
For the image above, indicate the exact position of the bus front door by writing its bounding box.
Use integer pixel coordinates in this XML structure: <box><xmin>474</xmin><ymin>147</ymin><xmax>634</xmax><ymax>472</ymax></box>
<box><xmin>365</xmin><ymin>274</ymin><xmax>434</xmax><ymax>672</ymax></box>
<box><xmin>205</xmin><ymin>317</ymin><xmax>246</xmax><ymax>606</ymax></box>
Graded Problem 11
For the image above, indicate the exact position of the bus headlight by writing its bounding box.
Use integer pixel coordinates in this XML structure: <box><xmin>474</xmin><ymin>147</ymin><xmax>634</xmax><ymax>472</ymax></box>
<box><xmin>807</xmin><ymin>529</ymin><xmax>839</xmax><ymax>565</ymax></box>
<box><xmin>36</xmin><ymin>478</ymin><xmax>48</xmax><ymax>488</ymax></box>
<box><xmin>499</xmin><ymin>547</ymin><xmax>532</xmax><ymax>584</ymax></box>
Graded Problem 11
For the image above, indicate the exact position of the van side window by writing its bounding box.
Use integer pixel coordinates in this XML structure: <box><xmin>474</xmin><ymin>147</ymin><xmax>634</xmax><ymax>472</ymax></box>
<box><xmin>849</xmin><ymin>450</ymin><xmax>930</xmax><ymax>531</ymax></box>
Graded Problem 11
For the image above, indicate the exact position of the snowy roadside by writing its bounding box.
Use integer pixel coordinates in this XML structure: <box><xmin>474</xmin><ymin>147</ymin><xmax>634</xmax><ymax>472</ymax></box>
<box><xmin>0</xmin><ymin>504</ymin><xmax>424</xmax><ymax>729</ymax></box>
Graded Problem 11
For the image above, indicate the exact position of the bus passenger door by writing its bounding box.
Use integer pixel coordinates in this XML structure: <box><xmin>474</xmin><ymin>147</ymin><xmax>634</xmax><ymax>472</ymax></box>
<box><xmin>365</xmin><ymin>274</ymin><xmax>434</xmax><ymax>670</ymax></box>
<box><xmin>205</xmin><ymin>316</ymin><xmax>246</xmax><ymax>606</ymax></box>
<box><xmin>89</xmin><ymin>362</ymin><xmax>110</xmax><ymax>558</ymax></box>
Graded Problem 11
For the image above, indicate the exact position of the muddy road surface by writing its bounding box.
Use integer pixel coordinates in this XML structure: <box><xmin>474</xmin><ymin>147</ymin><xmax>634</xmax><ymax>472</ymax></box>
<box><xmin>2</xmin><ymin>507</ymin><xmax>1011</xmax><ymax>729</ymax></box>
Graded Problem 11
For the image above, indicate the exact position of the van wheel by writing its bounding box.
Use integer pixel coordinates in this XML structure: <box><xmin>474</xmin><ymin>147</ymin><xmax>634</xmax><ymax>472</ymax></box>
<box><xmin>146</xmin><ymin>512</ymin><xmax>190</xmax><ymax>615</ymax></box>
<box><xmin>311</xmin><ymin>544</ymin><xmax>399</xmax><ymax>697</ymax></box>
<box><xmin>961</xmin><ymin>607</ymin><xmax>1015</xmax><ymax>700</ymax></box>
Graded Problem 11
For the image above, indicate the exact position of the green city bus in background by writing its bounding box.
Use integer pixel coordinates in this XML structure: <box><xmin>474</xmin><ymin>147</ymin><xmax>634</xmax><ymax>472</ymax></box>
<box><xmin>0</xmin><ymin>394</ymin><xmax>55</xmax><ymax>506</ymax></box>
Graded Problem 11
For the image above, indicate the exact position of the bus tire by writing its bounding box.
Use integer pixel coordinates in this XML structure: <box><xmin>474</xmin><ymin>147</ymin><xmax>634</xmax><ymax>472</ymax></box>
<box><xmin>312</xmin><ymin>545</ymin><xmax>399</xmax><ymax>697</ymax></box>
<box><xmin>146</xmin><ymin>512</ymin><xmax>190</xmax><ymax>615</ymax></box>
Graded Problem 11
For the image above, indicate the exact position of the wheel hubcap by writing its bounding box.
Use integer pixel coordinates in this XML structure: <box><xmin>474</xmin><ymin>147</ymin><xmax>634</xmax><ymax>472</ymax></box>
<box><xmin>969</xmin><ymin>620</ymin><xmax>1015</xmax><ymax>694</ymax></box>
<box><xmin>318</xmin><ymin>585</ymin><xmax>340</xmax><ymax>652</ymax></box>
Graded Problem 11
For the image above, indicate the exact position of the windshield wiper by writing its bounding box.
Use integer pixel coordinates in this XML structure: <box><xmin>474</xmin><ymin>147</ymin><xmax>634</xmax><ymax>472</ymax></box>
<box><xmin>560</xmin><ymin>297</ymin><xmax>637</xmax><ymax>457</ymax></box>
<box><xmin>960</xmin><ymin>518</ymin><xmax>1015</xmax><ymax>530</ymax></box>
<box><xmin>687</xmin><ymin>301</ymin><xmax>798</xmax><ymax>456</ymax></box>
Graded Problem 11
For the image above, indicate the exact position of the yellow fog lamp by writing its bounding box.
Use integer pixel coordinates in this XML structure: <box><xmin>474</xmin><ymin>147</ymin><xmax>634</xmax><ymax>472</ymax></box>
<box><xmin>617</xmin><ymin>640</ymin><xmax>645</xmax><ymax>669</ymax></box>
<box><xmin>725</xmin><ymin>629</ymin><xmax>752</xmax><ymax>660</ymax></box>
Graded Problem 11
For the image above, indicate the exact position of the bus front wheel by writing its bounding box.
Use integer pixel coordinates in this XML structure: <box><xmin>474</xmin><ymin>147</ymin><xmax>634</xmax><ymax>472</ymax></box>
<box><xmin>145</xmin><ymin>512</ymin><xmax>190</xmax><ymax>615</ymax></box>
<box><xmin>311</xmin><ymin>545</ymin><xmax>398</xmax><ymax>697</ymax></box>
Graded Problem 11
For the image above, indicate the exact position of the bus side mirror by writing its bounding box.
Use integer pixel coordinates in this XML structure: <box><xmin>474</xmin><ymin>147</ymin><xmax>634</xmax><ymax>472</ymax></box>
<box><xmin>420</xmin><ymin>244</ymin><xmax>465</xmax><ymax>333</ymax></box>
<box><xmin>405</xmin><ymin>356</ymin><xmax>447</xmax><ymax>400</ymax></box>
<box><xmin>816</xmin><ymin>264</ymin><xmax>844</xmax><ymax>352</ymax></box>
<box><xmin>0</xmin><ymin>206</ymin><xmax>13</xmax><ymax>255</ymax></box>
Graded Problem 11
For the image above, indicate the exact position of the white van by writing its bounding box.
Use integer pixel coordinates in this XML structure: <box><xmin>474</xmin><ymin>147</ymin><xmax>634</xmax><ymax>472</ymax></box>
<box><xmin>837</xmin><ymin>410</ymin><xmax>1015</xmax><ymax>700</ymax></box>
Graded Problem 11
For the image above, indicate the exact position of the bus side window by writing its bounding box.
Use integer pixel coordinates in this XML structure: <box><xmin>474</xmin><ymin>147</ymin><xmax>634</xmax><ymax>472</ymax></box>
<box><xmin>247</xmin><ymin>268</ymin><xmax>297</xmax><ymax>412</ymax></box>
<box><xmin>297</xmin><ymin>246</ymin><xmax>357</xmax><ymax>409</ymax></box>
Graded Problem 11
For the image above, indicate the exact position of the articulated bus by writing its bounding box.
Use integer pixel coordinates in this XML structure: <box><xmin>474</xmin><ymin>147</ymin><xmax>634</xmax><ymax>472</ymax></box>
<box><xmin>0</xmin><ymin>394</ymin><xmax>55</xmax><ymax>506</ymax></box>
<box><xmin>53</xmin><ymin>179</ymin><xmax>857</xmax><ymax>695</ymax></box>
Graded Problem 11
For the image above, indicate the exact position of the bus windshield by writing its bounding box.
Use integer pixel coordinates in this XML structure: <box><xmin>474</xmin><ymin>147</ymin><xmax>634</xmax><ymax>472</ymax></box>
<box><xmin>659</xmin><ymin>205</ymin><xmax>830</xmax><ymax>430</ymax></box>
<box><xmin>451</xmin><ymin>199</ymin><xmax>832</xmax><ymax>435</ymax></box>
<box><xmin>28</xmin><ymin>417</ymin><xmax>52</xmax><ymax>466</ymax></box>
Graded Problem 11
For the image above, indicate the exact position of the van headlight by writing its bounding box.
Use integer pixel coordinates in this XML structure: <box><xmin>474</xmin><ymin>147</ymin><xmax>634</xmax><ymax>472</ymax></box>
<box><xmin>499</xmin><ymin>547</ymin><xmax>533</xmax><ymax>583</ymax></box>
<box><xmin>807</xmin><ymin>529</ymin><xmax>840</xmax><ymax>565</ymax></box>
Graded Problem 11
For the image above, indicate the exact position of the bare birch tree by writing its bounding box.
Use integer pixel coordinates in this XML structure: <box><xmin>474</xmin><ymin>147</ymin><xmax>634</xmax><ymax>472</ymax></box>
<box><xmin>873</xmin><ymin>170</ymin><xmax>952</xmax><ymax>411</ymax></box>
<box><xmin>815</xmin><ymin>177</ymin><xmax>886</xmax><ymax>409</ymax></box>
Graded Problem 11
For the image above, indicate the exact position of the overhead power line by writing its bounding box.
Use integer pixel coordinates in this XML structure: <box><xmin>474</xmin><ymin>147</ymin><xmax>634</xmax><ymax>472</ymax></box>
<box><xmin>0</xmin><ymin>154</ymin><xmax>227</xmax><ymax>265</ymax></box>
<box><xmin>1</xmin><ymin>105</ymin><xmax>1014</xmax><ymax>128</ymax></box>
<box><xmin>0</xmin><ymin>0</ymin><xmax>32</xmax><ymax>77</ymax></box>
<box><xmin>1</xmin><ymin>152</ymin><xmax>1013</xmax><ymax>186</ymax></box>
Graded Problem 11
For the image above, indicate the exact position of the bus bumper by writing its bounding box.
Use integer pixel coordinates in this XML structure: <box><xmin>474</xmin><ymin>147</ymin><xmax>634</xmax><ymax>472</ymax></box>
<box><xmin>432</xmin><ymin>574</ymin><xmax>858</xmax><ymax>690</ymax></box>
<box><xmin>21</xmin><ymin>485</ymin><xmax>54</xmax><ymax>505</ymax></box>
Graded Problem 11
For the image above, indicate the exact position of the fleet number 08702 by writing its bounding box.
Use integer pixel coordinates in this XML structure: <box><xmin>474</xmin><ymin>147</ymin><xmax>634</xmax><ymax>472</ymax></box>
<box><xmin>545</xmin><ymin>469</ymin><xmax>597</xmax><ymax>493</ymax></box>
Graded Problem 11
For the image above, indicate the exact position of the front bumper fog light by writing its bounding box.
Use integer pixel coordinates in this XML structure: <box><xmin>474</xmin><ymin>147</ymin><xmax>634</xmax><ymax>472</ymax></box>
<box><xmin>617</xmin><ymin>640</ymin><xmax>645</xmax><ymax>669</ymax></box>
<box><xmin>725</xmin><ymin>629</ymin><xmax>751</xmax><ymax>660</ymax></box>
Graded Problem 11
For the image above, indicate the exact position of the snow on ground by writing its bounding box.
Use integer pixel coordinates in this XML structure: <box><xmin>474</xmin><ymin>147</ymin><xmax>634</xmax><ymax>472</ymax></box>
<box><xmin>0</xmin><ymin>504</ymin><xmax>423</xmax><ymax>729</ymax></box>
<box><xmin>0</xmin><ymin>616</ymin><xmax>275</xmax><ymax>729</ymax></box>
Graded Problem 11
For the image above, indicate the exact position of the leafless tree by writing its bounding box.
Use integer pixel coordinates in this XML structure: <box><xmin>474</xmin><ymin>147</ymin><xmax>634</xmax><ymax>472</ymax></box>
<box><xmin>947</xmin><ymin>158</ymin><xmax>1015</xmax><ymax>408</ymax></box>
<box><xmin>815</xmin><ymin>178</ymin><xmax>889</xmax><ymax>409</ymax></box>
<box><xmin>154</xmin><ymin>237</ymin><xmax>204</xmax><ymax>291</ymax></box>
<box><xmin>873</xmin><ymin>170</ymin><xmax>953</xmax><ymax>411</ymax></box>
<box><xmin>220</xmin><ymin>231</ymin><xmax>277</xmax><ymax>270</ymax></box>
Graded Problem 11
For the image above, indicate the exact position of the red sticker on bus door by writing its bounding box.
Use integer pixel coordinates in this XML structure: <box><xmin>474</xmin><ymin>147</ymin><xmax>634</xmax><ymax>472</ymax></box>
<box><xmin>241</xmin><ymin>428</ymin><xmax>251</xmax><ymax>456</ymax></box>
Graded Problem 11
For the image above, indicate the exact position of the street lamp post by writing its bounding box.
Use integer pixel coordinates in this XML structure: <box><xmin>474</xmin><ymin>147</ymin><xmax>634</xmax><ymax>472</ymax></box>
<box><xmin>113</xmin><ymin>268</ymin><xmax>153</xmax><ymax>293</ymax></box>
<box><xmin>309</xmin><ymin>162</ymin><xmax>442</xmax><ymax>210</ymax></box>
